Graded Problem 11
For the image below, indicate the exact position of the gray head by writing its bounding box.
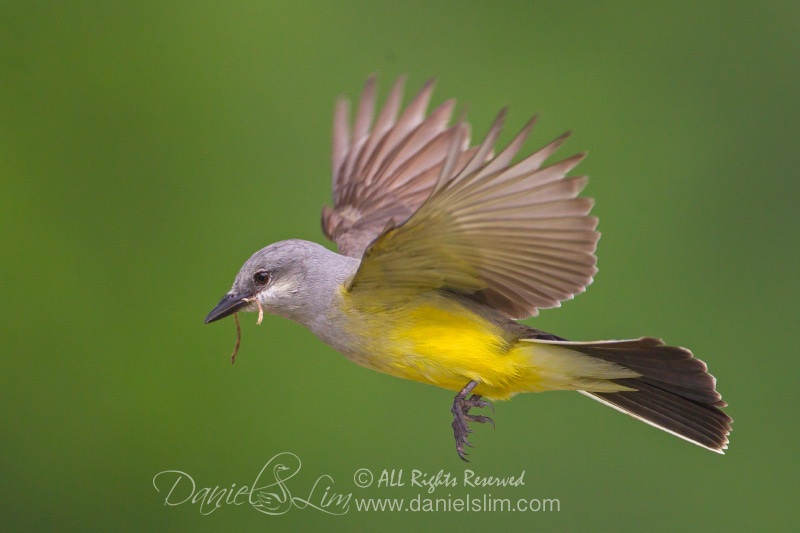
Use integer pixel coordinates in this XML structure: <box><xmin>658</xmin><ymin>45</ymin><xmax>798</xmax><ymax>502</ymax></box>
<box><xmin>204</xmin><ymin>239</ymin><xmax>358</xmax><ymax>327</ymax></box>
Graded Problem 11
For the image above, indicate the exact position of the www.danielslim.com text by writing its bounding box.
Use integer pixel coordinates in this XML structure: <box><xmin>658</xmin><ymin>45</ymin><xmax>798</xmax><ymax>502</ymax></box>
<box><xmin>354</xmin><ymin>493</ymin><xmax>560</xmax><ymax>512</ymax></box>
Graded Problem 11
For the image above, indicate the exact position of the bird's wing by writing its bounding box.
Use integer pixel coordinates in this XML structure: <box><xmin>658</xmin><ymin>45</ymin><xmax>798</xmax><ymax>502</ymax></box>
<box><xmin>323</xmin><ymin>75</ymin><xmax>482</xmax><ymax>257</ymax></box>
<box><xmin>347</xmin><ymin>110</ymin><xmax>599</xmax><ymax>319</ymax></box>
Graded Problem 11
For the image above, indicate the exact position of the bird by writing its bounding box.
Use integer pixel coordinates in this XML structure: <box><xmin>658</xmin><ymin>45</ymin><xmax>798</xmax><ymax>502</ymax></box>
<box><xmin>204</xmin><ymin>75</ymin><xmax>731</xmax><ymax>461</ymax></box>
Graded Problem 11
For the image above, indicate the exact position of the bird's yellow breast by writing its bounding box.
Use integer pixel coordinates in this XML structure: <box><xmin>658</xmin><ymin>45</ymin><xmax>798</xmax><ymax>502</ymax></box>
<box><xmin>339</xmin><ymin>291</ymin><xmax>534</xmax><ymax>399</ymax></box>
<box><xmin>337</xmin><ymin>288</ymin><xmax>637</xmax><ymax>399</ymax></box>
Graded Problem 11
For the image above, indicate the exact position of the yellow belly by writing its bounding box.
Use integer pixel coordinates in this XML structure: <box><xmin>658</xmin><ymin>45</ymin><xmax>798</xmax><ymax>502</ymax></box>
<box><xmin>339</xmin><ymin>292</ymin><xmax>527</xmax><ymax>399</ymax></box>
<box><xmin>385</xmin><ymin>304</ymin><xmax>532</xmax><ymax>399</ymax></box>
<box><xmin>340</xmin><ymin>290</ymin><xmax>637</xmax><ymax>400</ymax></box>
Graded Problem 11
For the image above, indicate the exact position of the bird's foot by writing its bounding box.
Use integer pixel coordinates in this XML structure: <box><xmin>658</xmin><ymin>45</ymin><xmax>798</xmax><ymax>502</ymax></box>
<box><xmin>451</xmin><ymin>380</ymin><xmax>494</xmax><ymax>462</ymax></box>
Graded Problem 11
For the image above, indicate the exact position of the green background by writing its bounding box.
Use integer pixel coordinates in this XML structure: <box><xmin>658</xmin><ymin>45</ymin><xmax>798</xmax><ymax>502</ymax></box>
<box><xmin>2</xmin><ymin>1</ymin><xmax>797</xmax><ymax>530</ymax></box>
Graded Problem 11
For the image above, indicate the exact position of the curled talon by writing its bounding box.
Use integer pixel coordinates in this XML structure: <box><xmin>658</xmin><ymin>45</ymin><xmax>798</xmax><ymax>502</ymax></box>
<box><xmin>465</xmin><ymin>398</ymin><xmax>494</xmax><ymax>412</ymax></box>
<box><xmin>466</xmin><ymin>414</ymin><xmax>495</xmax><ymax>428</ymax></box>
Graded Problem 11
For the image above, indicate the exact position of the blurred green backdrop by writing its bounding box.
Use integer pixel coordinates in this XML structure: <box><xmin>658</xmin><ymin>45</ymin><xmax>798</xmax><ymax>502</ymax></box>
<box><xmin>1</xmin><ymin>1</ymin><xmax>798</xmax><ymax>531</ymax></box>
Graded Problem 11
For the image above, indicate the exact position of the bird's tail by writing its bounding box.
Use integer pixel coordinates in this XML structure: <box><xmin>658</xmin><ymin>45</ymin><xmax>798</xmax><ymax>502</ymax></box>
<box><xmin>523</xmin><ymin>336</ymin><xmax>732</xmax><ymax>453</ymax></box>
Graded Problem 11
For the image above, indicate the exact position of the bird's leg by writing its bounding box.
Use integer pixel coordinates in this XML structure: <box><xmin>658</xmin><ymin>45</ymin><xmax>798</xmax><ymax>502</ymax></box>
<box><xmin>451</xmin><ymin>380</ymin><xmax>494</xmax><ymax>462</ymax></box>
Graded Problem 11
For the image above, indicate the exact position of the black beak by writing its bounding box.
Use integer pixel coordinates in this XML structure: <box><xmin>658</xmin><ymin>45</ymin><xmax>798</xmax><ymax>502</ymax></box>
<box><xmin>204</xmin><ymin>292</ymin><xmax>250</xmax><ymax>324</ymax></box>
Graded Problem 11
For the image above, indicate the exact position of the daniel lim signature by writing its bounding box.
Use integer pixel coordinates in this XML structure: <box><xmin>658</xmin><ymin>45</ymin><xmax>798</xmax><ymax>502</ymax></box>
<box><xmin>153</xmin><ymin>452</ymin><xmax>352</xmax><ymax>515</ymax></box>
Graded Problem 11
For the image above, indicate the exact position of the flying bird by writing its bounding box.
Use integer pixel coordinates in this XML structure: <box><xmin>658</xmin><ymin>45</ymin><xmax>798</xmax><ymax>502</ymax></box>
<box><xmin>205</xmin><ymin>75</ymin><xmax>731</xmax><ymax>460</ymax></box>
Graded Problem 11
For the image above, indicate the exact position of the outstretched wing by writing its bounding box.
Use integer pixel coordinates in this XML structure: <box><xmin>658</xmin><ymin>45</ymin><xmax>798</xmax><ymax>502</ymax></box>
<box><xmin>347</xmin><ymin>111</ymin><xmax>599</xmax><ymax>319</ymax></box>
<box><xmin>323</xmin><ymin>75</ymin><xmax>482</xmax><ymax>257</ymax></box>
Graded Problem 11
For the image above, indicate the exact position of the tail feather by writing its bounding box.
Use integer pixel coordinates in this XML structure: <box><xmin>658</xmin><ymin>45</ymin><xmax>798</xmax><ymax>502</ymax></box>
<box><xmin>526</xmin><ymin>335</ymin><xmax>732</xmax><ymax>453</ymax></box>
<box><xmin>637</xmin><ymin>376</ymin><xmax>725</xmax><ymax>406</ymax></box>
<box><xmin>581</xmin><ymin>382</ymin><xmax>731</xmax><ymax>452</ymax></box>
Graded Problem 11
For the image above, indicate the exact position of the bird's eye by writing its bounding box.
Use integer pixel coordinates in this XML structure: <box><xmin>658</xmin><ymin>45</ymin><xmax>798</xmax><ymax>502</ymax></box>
<box><xmin>253</xmin><ymin>271</ymin><xmax>271</xmax><ymax>286</ymax></box>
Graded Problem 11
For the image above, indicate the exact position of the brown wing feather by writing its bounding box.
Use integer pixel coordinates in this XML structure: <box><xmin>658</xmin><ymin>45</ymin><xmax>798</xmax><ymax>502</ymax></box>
<box><xmin>324</xmin><ymin>76</ymin><xmax>476</xmax><ymax>257</ymax></box>
<box><xmin>348</xmin><ymin>110</ymin><xmax>598</xmax><ymax>319</ymax></box>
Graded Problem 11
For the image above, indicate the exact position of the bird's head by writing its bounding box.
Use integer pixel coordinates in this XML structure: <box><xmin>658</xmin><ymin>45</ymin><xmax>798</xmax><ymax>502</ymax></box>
<box><xmin>204</xmin><ymin>239</ymin><xmax>354</xmax><ymax>326</ymax></box>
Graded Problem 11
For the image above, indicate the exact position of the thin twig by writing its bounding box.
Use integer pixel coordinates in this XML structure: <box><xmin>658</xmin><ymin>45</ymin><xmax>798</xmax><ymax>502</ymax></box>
<box><xmin>243</xmin><ymin>297</ymin><xmax>264</xmax><ymax>325</ymax></box>
<box><xmin>254</xmin><ymin>299</ymin><xmax>264</xmax><ymax>325</ymax></box>
<box><xmin>229</xmin><ymin>299</ymin><xmax>264</xmax><ymax>364</ymax></box>
<box><xmin>230</xmin><ymin>312</ymin><xmax>241</xmax><ymax>365</ymax></box>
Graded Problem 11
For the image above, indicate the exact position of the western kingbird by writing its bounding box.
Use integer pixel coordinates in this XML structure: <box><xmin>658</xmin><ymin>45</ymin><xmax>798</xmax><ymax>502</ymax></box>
<box><xmin>205</xmin><ymin>75</ymin><xmax>730</xmax><ymax>460</ymax></box>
